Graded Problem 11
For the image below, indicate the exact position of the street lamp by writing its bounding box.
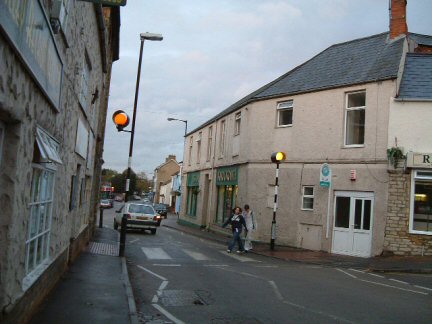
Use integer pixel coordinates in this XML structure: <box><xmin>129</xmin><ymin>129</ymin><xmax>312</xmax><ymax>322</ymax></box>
<box><xmin>167</xmin><ymin>117</ymin><xmax>188</xmax><ymax>217</ymax></box>
<box><xmin>113</xmin><ymin>32</ymin><xmax>162</xmax><ymax>257</ymax></box>
<box><xmin>167</xmin><ymin>117</ymin><xmax>188</xmax><ymax>136</ymax></box>
<box><xmin>270</xmin><ymin>151</ymin><xmax>286</xmax><ymax>250</ymax></box>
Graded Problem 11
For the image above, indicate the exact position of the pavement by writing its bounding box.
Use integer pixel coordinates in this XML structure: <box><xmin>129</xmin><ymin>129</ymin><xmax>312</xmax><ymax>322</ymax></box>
<box><xmin>29</xmin><ymin>213</ymin><xmax>432</xmax><ymax>324</ymax></box>
<box><xmin>29</xmin><ymin>226</ymin><xmax>138</xmax><ymax>324</ymax></box>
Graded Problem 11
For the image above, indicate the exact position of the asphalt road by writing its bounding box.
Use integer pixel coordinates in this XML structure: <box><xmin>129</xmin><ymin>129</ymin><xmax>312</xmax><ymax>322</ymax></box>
<box><xmin>101</xmin><ymin>206</ymin><xmax>432</xmax><ymax>324</ymax></box>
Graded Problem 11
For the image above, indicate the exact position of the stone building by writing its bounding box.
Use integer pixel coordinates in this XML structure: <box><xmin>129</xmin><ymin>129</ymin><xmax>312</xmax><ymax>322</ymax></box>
<box><xmin>153</xmin><ymin>154</ymin><xmax>180</xmax><ymax>204</ymax></box>
<box><xmin>0</xmin><ymin>1</ymin><xmax>120</xmax><ymax>322</ymax></box>
<box><xmin>384</xmin><ymin>53</ymin><xmax>432</xmax><ymax>255</ymax></box>
<box><xmin>179</xmin><ymin>0</ymin><xmax>431</xmax><ymax>257</ymax></box>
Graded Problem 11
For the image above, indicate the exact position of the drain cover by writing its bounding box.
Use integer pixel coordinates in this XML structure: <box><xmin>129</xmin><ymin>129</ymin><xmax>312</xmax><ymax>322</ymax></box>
<box><xmin>87</xmin><ymin>242</ymin><xmax>119</xmax><ymax>256</ymax></box>
<box><xmin>160</xmin><ymin>290</ymin><xmax>206</xmax><ymax>307</ymax></box>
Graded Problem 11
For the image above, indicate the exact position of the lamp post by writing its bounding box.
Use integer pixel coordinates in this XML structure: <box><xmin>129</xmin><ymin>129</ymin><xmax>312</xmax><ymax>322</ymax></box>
<box><xmin>113</xmin><ymin>32</ymin><xmax>162</xmax><ymax>257</ymax></box>
<box><xmin>167</xmin><ymin>117</ymin><xmax>188</xmax><ymax>137</ymax></box>
<box><xmin>167</xmin><ymin>117</ymin><xmax>188</xmax><ymax>217</ymax></box>
<box><xmin>270</xmin><ymin>151</ymin><xmax>286</xmax><ymax>250</ymax></box>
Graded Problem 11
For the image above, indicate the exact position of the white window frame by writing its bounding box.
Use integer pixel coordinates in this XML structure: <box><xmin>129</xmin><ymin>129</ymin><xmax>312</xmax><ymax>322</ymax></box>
<box><xmin>25</xmin><ymin>165</ymin><xmax>55</xmax><ymax>276</ymax></box>
<box><xmin>79</xmin><ymin>55</ymin><xmax>92</xmax><ymax>111</ymax></box>
<box><xmin>196</xmin><ymin>132</ymin><xmax>202</xmax><ymax>163</ymax></box>
<box><xmin>344</xmin><ymin>91</ymin><xmax>366</xmax><ymax>147</ymax></box>
<box><xmin>234</xmin><ymin>112</ymin><xmax>241</xmax><ymax>136</ymax></box>
<box><xmin>301</xmin><ymin>186</ymin><xmax>314</xmax><ymax>210</ymax></box>
<box><xmin>219</xmin><ymin>120</ymin><xmax>226</xmax><ymax>158</ymax></box>
<box><xmin>277</xmin><ymin>100</ymin><xmax>293</xmax><ymax>127</ymax></box>
<box><xmin>207</xmin><ymin>126</ymin><xmax>212</xmax><ymax>162</ymax></box>
<box><xmin>188</xmin><ymin>136</ymin><xmax>193</xmax><ymax>166</ymax></box>
<box><xmin>409</xmin><ymin>170</ymin><xmax>432</xmax><ymax>235</ymax></box>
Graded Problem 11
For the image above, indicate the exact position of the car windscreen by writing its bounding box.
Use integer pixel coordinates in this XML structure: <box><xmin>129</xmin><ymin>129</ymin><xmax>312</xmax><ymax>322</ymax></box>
<box><xmin>101</xmin><ymin>200</ymin><xmax>110</xmax><ymax>203</ymax></box>
<box><xmin>154</xmin><ymin>204</ymin><xmax>166</xmax><ymax>209</ymax></box>
<box><xmin>128</xmin><ymin>204</ymin><xmax>154</xmax><ymax>214</ymax></box>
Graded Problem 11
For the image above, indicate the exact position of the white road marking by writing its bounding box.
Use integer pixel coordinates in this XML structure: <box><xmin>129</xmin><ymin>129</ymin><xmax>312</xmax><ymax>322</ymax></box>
<box><xmin>203</xmin><ymin>264</ymin><xmax>229</xmax><ymax>267</ymax></box>
<box><xmin>414</xmin><ymin>285</ymin><xmax>432</xmax><ymax>292</ymax></box>
<box><xmin>359</xmin><ymin>279</ymin><xmax>428</xmax><ymax>295</ymax></box>
<box><xmin>268</xmin><ymin>280</ymin><xmax>284</xmax><ymax>301</ymax></box>
<box><xmin>368</xmin><ymin>273</ymin><xmax>385</xmax><ymax>278</ymax></box>
<box><xmin>221</xmin><ymin>251</ymin><xmax>260</xmax><ymax>262</ymax></box>
<box><xmin>336</xmin><ymin>268</ymin><xmax>357</xmax><ymax>279</ymax></box>
<box><xmin>389</xmin><ymin>278</ymin><xmax>409</xmax><ymax>285</ymax></box>
<box><xmin>129</xmin><ymin>238</ymin><xmax>139</xmax><ymax>244</ymax></box>
<box><xmin>349</xmin><ymin>268</ymin><xmax>366</xmax><ymax>273</ymax></box>
<box><xmin>158</xmin><ymin>280</ymin><xmax>169</xmax><ymax>291</ymax></box>
<box><xmin>142</xmin><ymin>247</ymin><xmax>171</xmax><ymax>260</ymax></box>
<box><xmin>137</xmin><ymin>265</ymin><xmax>167</xmax><ymax>281</ymax></box>
<box><xmin>152</xmin><ymin>304</ymin><xmax>186</xmax><ymax>324</ymax></box>
<box><xmin>153</xmin><ymin>264</ymin><xmax>181</xmax><ymax>267</ymax></box>
<box><xmin>183</xmin><ymin>249</ymin><xmax>210</xmax><ymax>261</ymax></box>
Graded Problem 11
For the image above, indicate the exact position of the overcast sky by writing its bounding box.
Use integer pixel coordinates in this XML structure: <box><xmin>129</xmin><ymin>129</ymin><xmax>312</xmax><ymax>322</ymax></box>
<box><xmin>102</xmin><ymin>0</ymin><xmax>431</xmax><ymax>176</ymax></box>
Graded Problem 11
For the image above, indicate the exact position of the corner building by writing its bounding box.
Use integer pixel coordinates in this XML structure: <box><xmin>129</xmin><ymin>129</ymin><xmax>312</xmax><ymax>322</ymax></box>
<box><xmin>179</xmin><ymin>0</ymin><xmax>432</xmax><ymax>258</ymax></box>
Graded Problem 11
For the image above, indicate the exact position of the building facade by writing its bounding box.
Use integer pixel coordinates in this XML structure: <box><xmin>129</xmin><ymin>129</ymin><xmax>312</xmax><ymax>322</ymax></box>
<box><xmin>179</xmin><ymin>0</ymin><xmax>432</xmax><ymax>257</ymax></box>
<box><xmin>153</xmin><ymin>154</ymin><xmax>180</xmax><ymax>204</ymax></box>
<box><xmin>0</xmin><ymin>1</ymin><xmax>120</xmax><ymax>322</ymax></box>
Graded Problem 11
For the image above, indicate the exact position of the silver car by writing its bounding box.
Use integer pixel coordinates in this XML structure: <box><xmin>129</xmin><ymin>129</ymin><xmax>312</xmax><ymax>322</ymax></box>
<box><xmin>114</xmin><ymin>203</ymin><xmax>161</xmax><ymax>234</ymax></box>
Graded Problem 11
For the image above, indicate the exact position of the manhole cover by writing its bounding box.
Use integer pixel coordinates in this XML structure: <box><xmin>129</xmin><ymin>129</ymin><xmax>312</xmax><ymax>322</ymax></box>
<box><xmin>160</xmin><ymin>290</ymin><xmax>206</xmax><ymax>307</ymax></box>
<box><xmin>87</xmin><ymin>242</ymin><xmax>119</xmax><ymax>256</ymax></box>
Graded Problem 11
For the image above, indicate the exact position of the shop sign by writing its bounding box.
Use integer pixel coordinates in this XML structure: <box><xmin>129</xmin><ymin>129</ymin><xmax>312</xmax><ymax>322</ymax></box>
<box><xmin>187</xmin><ymin>171</ymin><xmax>200</xmax><ymax>187</ymax></box>
<box><xmin>319</xmin><ymin>163</ymin><xmax>332</xmax><ymax>187</ymax></box>
<box><xmin>0</xmin><ymin>0</ymin><xmax>63</xmax><ymax>110</ymax></box>
<box><xmin>216</xmin><ymin>166</ymin><xmax>239</xmax><ymax>186</ymax></box>
<box><xmin>406</xmin><ymin>152</ymin><xmax>432</xmax><ymax>168</ymax></box>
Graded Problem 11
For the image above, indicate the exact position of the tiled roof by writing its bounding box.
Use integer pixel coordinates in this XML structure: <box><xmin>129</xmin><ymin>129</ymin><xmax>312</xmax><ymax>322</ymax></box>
<box><xmin>189</xmin><ymin>32</ymin><xmax>429</xmax><ymax>134</ymax></box>
<box><xmin>398</xmin><ymin>53</ymin><xmax>432</xmax><ymax>100</ymax></box>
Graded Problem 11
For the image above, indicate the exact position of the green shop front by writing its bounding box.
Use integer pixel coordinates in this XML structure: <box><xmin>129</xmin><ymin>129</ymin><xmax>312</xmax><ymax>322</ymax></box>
<box><xmin>186</xmin><ymin>171</ymin><xmax>200</xmax><ymax>217</ymax></box>
<box><xmin>215</xmin><ymin>166</ymin><xmax>239</xmax><ymax>224</ymax></box>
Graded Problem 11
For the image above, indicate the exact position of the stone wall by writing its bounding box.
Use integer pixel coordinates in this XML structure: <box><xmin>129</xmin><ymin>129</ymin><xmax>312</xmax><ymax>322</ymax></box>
<box><xmin>0</xmin><ymin>2</ymin><xmax>117</xmax><ymax>322</ymax></box>
<box><xmin>384</xmin><ymin>170</ymin><xmax>432</xmax><ymax>256</ymax></box>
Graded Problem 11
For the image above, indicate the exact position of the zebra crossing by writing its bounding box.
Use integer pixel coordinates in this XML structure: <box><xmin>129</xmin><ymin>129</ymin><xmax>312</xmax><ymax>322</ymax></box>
<box><xmin>141</xmin><ymin>247</ymin><xmax>260</xmax><ymax>263</ymax></box>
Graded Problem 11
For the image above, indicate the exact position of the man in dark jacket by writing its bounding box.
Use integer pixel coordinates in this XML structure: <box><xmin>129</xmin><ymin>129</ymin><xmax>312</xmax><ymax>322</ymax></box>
<box><xmin>222</xmin><ymin>206</ymin><xmax>248</xmax><ymax>253</ymax></box>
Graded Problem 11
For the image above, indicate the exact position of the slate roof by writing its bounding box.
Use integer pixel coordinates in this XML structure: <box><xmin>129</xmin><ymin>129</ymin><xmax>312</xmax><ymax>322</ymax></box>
<box><xmin>189</xmin><ymin>32</ymin><xmax>429</xmax><ymax>134</ymax></box>
<box><xmin>398</xmin><ymin>53</ymin><xmax>432</xmax><ymax>100</ymax></box>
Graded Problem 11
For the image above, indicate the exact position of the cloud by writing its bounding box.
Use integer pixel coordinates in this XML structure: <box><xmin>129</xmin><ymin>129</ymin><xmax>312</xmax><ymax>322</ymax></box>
<box><xmin>102</xmin><ymin>0</ymin><xmax>432</xmax><ymax>174</ymax></box>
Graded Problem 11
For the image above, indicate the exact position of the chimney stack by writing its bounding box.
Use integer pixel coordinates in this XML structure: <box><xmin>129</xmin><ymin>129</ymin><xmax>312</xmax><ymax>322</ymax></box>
<box><xmin>166</xmin><ymin>154</ymin><xmax>176</xmax><ymax>162</ymax></box>
<box><xmin>389</xmin><ymin>0</ymin><xmax>408</xmax><ymax>40</ymax></box>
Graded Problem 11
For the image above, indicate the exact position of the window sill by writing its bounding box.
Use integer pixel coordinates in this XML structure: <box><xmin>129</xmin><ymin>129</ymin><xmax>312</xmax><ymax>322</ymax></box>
<box><xmin>409</xmin><ymin>230</ymin><xmax>432</xmax><ymax>236</ymax></box>
<box><xmin>276</xmin><ymin>124</ymin><xmax>293</xmax><ymax>128</ymax></box>
<box><xmin>343</xmin><ymin>144</ymin><xmax>365</xmax><ymax>149</ymax></box>
<box><xmin>22</xmin><ymin>258</ymin><xmax>53</xmax><ymax>292</ymax></box>
<box><xmin>301</xmin><ymin>208</ymin><xmax>314</xmax><ymax>211</ymax></box>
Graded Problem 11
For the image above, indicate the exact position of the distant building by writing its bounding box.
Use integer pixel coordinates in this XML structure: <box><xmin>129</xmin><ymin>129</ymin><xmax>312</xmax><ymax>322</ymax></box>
<box><xmin>0</xmin><ymin>1</ymin><xmax>120</xmax><ymax>322</ymax></box>
<box><xmin>180</xmin><ymin>0</ymin><xmax>432</xmax><ymax>257</ymax></box>
<box><xmin>153</xmin><ymin>154</ymin><xmax>180</xmax><ymax>205</ymax></box>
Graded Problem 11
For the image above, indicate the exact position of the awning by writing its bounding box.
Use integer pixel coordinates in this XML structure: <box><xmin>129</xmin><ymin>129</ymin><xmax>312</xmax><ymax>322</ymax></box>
<box><xmin>36</xmin><ymin>127</ymin><xmax>63</xmax><ymax>164</ymax></box>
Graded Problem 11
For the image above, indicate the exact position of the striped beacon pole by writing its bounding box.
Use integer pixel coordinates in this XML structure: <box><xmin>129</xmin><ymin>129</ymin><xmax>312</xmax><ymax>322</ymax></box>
<box><xmin>270</xmin><ymin>151</ymin><xmax>286</xmax><ymax>250</ymax></box>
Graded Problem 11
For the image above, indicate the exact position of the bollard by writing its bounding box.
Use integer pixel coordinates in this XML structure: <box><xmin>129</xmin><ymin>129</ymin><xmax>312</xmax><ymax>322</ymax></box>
<box><xmin>99</xmin><ymin>207</ymin><xmax>103</xmax><ymax>228</ymax></box>
<box><xmin>119</xmin><ymin>214</ymin><xmax>127</xmax><ymax>256</ymax></box>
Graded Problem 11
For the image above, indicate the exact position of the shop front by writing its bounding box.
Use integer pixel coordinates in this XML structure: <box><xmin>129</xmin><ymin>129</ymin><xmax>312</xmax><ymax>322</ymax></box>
<box><xmin>215</xmin><ymin>166</ymin><xmax>239</xmax><ymax>224</ymax></box>
<box><xmin>407</xmin><ymin>153</ymin><xmax>432</xmax><ymax>236</ymax></box>
<box><xmin>186</xmin><ymin>171</ymin><xmax>200</xmax><ymax>217</ymax></box>
<box><xmin>384</xmin><ymin>152</ymin><xmax>432</xmax><ymax>256</ymax></box>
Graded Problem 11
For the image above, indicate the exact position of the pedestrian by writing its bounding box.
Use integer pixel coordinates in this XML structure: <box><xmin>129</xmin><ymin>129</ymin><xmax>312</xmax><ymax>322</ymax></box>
<box><xmin>222</xmin><ymin>206</ymin><xmax>248</xmax><ymax>253</ymax></box>
<box><xmin>243</xmin><ymin>204</ymin><xmax>256</xmax><ymax>251</ymax></box>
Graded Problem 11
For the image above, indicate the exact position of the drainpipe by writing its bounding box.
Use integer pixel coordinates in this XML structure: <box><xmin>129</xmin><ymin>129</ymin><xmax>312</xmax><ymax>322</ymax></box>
<box><xmin>95</xmin><ymin>4</ymin><xmax>108</xmax><ymax>73</ymax></box>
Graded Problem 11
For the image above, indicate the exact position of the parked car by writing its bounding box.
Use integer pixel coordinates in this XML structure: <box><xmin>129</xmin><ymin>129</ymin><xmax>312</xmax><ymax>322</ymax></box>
<box><xmin>100</xmin><ymin>199</ymin><xmax>113</xmax><ymax>209</ymax></box>
<box><xmin>114</xmin><ymin>202</ymin><xmax>161</xmax><ymax>234</ymax></box>
<box><xmin>114</xmin><ymin>195</ymin><xmax>123</xmax><ymax>202</ymax></box>
<box><xmin>153</xmin><ymin>203</ymin><xmax>168</xmax><ymax>218</ymax></box>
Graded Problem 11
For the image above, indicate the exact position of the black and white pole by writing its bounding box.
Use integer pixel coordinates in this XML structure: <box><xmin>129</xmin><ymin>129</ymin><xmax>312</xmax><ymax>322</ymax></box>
<box><xmin>270</xmin><ymin>151</ymin><xmax>286</xmax><ymax>250</ymax></box>
<box><xmin>270</xmin><ymin>162</ymin><xmax>280</xmax><ymax>250</ymax></box>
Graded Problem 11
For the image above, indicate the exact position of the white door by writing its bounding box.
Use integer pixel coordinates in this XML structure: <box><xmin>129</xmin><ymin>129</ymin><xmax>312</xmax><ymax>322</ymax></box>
<box><xmin>332</xmin><ymin>191</ymin><xmax>374</xmax><ymax>257</ymax></box>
